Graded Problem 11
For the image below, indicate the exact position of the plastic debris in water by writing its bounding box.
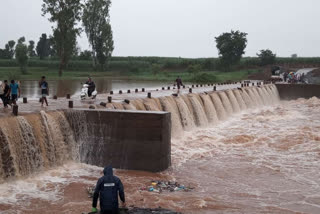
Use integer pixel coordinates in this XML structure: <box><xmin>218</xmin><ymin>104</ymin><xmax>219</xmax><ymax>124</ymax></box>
<box><xmin>86</xmin><ymin>185</ymin><xmax>95</xmax><ymax>198</ymax></box>
<box><xmin>141</xmin><ymin>180</ymin><xmax>194</xmax><ymax>194</ymax></box>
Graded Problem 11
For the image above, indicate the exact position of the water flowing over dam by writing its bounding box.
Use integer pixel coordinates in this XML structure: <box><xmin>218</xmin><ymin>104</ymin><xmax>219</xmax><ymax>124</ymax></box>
<box><xmin>1</xmin><ymin>84</ymin><xmax>320</xmax><ymax>213</ymax></box>
<box><xmin>127</xmin><ymin>84</ymin><xmax>280</xmax><ymax>137</ymax></box>
<box><xmin>0</xmin><ymin>111</ymin><xmax>77</xmax><ymax>181</ymax></box>
<box><xmin>0</xmin><ymin>84</ymin><xmax>279</xmax><ymax>181</ymax></box>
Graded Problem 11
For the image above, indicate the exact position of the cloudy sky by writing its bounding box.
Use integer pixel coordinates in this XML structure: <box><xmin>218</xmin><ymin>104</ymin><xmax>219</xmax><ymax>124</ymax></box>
<box><xmin>0</xmin><ymin>0</ymin><xmax>319</xmax><ymax>58</ymax></box>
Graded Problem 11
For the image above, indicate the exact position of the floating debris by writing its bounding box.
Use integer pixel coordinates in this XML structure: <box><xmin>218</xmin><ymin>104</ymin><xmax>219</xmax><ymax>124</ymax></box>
<box><xmin>141</xmin><ymin>181</ymin><xmax>194</xmax><ymax>193</ymax></box>
<box><xmin>86</xmin><ymin>185</ymin><xmax>95</xmax><ymax>198</ymax></box>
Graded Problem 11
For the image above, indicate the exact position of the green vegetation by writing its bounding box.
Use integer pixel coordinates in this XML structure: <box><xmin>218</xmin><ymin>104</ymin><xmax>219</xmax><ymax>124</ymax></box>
<box><xmin>1</xmin><ymin>55</ymin><xmax>320</xmax><ymax>83</ymax></box>
<box><xmin>42</xmin><ymin>0</ymin><xmax>83</xmax><ymax>76</ymax></box>
<box><xmin>83</xmin><ymin>0</ymin><xmax>114</xmax><ymax>70</ymax></box>
<box><xmin>0</xmin><ymin>64</ymin><xmax>260</xmax><ymax>83</ymax></box>
<box><xmin>15</xmin><ymin>37</ymin><xmax>29</xmax><ymax>74</ymax></box>
<box><xmin>257</xmin><ymin>49</ymin><xmax>276</xmax><ymax>66</ymax></box>
<box><xmin>215</xmin><ymin>30</ymin><xmax>248</xmax><ymax>70</ymax></box>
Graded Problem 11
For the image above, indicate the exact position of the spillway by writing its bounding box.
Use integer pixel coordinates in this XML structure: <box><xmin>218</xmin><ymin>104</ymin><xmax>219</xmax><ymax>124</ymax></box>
<box><xmin>130</xmin><ymin>85</ymin><xmax>280</xmax><ymax>135</ymax></box>
<box><xmin>1</xmin><ymin>83</ymin><xmax>320</xmax><ymax>214</ymax></box>
<box><xmin>0</xmin><ymin>85</ymin><xmax>279</xmax><ymax>181</ymax></box>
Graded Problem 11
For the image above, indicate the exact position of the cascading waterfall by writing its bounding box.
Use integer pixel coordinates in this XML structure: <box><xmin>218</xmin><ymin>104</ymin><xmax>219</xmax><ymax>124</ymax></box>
<box><xmin>240</xmin><ymin>89</ymin><xmax>254</xmax><ymax>108</ymax></box>
<box><xmin>252</xmin><ymin>87</ymin><xmax>264</xmax><ymax>106</ymax></box>
<box><xmin>16</xmin><ymin>116</ymin><xmax>43</xmax><ymax>175</ymax></box>
<box><xmin>159</xmin><ymin>96</ymin><xmax>184</xmax><ymax>137</ymax></box>
<box><xmin>209</xmin><ymin>92</ymin><xmax>228</xmax><ymax>120</ymax></box>
<box><xmin>271</xmin><ymin>84</ymin><xmax>281</xmax><ymax>100</ymax></box>
<box><xmin>0</xmin><ymin>84</ymin><xmax>280</xmax><ymax>181</ymax></box>
<box><xmin>174</xmin><ymin>96</ymin><xmax>195</xmax><ymax>131</ymax></box>
<box><xmin>200</xmin><ymin>94</ymin><xmax>219</xmax><ymax>124</ymax></box>
<box><xmin>226</xmin><ymin>90</ymin><xmax>241</xmax><ymax>113</ymax></box>
<box><xmin>188</xmin><ymin>95</ymin><xmax>208</xmax><ymax>127</ymax></box>
<box><xmin>123</xmin><ymin>103</ymin><xmax>137</xmax><ymax>110</ymax></box>
<box><xmin>112</xmin><ymin>102</ymin><xmax>125</xmax><ymax>110</ymax></box>
<box><xmin>131</xmin><ymin>99</ymin><xmax>147</xmax><ymax>111</ymax></box>
<box><xmin>143</xmin><ymin>98</ymin><xmax>160</xmax><ymax>111</ymax></box>
<box><xmin>140</xmin><ymin>85</ymin><xmax>280</xmax><ymax>136</ymax></box>
<box><xmin>218</xmin><ymin>91</ymin><xmax>234</xmax><ymax>115</ymax></box>
<box><xmin>0</xmin><ymin>111</ymin><xmax>77</xmax><ymax>181</ymax></box>
<box><xmin>152</xmin><ymin>98</ymin><xmax>163</xmax><ymax>111</ymax></box>
<box><xmin>259</xmin><ymin>87</ymin><xmax>271</xmax><ymax>105</ymax></box>
<box><xmin>245</xmin><ymin>88</ymin><xmax>259</xmax><ymax>107</ymax></box>
<box><xmin>266</xmin><ymin>85</ymin><xmax>278</xmax><ymax>104</ymax></box>
<box><xmin>233</xmin><ymin>89</ymin><xmax>247</xmax><ymax>110</ymax></box>
<box><xmin>180</xmin><ymin>94</ymin><xmax>196</xmax><ymax>122</ymax></box>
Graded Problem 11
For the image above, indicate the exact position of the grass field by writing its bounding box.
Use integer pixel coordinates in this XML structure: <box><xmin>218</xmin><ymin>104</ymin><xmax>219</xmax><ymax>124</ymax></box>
<box><xmin>0</xmin><ymin>66</ymin><xmax>261</xmax><ymax>83</ymax></box>
<box><xmin>1</xmin><ymin>56</ymin><xmax>319</xmax><ymax>83</ymax></box>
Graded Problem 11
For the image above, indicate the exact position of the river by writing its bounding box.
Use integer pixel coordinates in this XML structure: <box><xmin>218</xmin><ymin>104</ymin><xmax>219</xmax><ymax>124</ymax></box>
<box><xmin>18</xmin><ymin>78</ymin><xmax>171</xmax><ymax>98</ymax></box>
<box><xmin>0</xmin><ymin>96</ymin><xmax>319</xmax><ymax>214</ymax></box>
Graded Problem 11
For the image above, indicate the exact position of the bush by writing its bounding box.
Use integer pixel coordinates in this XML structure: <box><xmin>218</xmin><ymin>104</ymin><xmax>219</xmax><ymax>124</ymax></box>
<box><xmin>6</xmin><ymin>71</ymin><xmax>21</xmax><ymax>81</ymax></box>
<box><xmin>257</xmin><ymin>49</ymin><xmax>276</xmax><ymax>66</ymax></box>
<box><xmin>187</xmin><ymin>64</ymin><xmax>201</xmax><ymax>74</ymax></box>
<box><xmin>192</xmin><ymin>72</ymin><xmax>217</xmax><ymax>83</ymax></box>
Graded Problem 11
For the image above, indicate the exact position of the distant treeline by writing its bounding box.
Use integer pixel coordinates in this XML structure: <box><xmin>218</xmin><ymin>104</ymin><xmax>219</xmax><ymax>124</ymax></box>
<box><xmin>1</xmin><ymin>57</ymin><xmax>320</xmax><ymax>72</ymax></box>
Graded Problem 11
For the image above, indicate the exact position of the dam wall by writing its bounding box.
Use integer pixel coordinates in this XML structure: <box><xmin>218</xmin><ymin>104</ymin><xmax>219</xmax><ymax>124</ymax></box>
<box><xmin>0</xmin><ymin>109</ymin><xmax>171</xmax><ymax>181</ymax></box>
<box><xmin>0</xmin><ymin>84</ymin><xmax>281</xmax><ymax>181</ymax></box>
<box><xmin>64</xmin><ymin>109</ymin><xmax>171</xmax><ymax>172</ymax></box>
<box><xmin>275</xmin><ymin>84</ymin><xmax>320</xmax><ymax>100</ymax></box>
<box><xmin>118</xmin><ymin>84</ymin><xmax>281</xmax><ymax>137</ymax></box>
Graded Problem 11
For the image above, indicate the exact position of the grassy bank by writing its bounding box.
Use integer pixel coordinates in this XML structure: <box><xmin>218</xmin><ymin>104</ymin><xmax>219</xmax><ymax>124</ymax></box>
<box><xmin>1</xmin><ymin>56</ymin><xmax>320</xmax><ymax>83</ymax></box>
<box><xmin>0</xmin><ymin>66</ymin><xmax>261</xmax><ymax>83</ymax></box>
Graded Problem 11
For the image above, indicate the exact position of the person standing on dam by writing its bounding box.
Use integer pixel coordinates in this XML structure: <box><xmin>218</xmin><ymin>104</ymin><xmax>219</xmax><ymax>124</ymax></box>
<box><xmin>0</xmin><ymin>81</ymin><xmax>5</xmax><ymax>108</ymax></box>
<box><xmin>39</xmin><ymin>76</ymin><xmax>49</xmax><ymax>107</ymax></box>
<box><xmin>92</xmin><ymin>166</ymin><xmax>126</xmax><ymax>214</ymax></box>
<box><xmin>175</xmin><ymin>76</ymin><xmax>184</xmax><ymax>94</ymax></box>
<box><xmin>1</xmin><ymin>80</ymin><xmax>10</xmax><ymax>108</ymax></box>
<box><xmin>9</xmin><ymin>80</ymin><xmax>20</xmax><ymax>106</ymax></box>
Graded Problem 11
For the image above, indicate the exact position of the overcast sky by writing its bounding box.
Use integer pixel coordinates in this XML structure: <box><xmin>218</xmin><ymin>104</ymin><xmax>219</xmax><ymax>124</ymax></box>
<box><xmin>0</xmin><ymin>0</ymin><xmax>319</xmax><ymax>58</ymax></box>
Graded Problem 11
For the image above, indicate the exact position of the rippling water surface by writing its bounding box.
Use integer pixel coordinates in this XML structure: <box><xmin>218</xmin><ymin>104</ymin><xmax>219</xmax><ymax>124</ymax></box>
<box><xmin>1</xmin><ymin>98</ymin><xmax>320</xmax><ymax>214</ymax></box>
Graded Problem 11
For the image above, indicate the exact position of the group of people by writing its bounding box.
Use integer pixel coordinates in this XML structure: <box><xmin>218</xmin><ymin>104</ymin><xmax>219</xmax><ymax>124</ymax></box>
<box><xmin>0</xmin><ymin>76</ymin><xmax>50</xmax><ymax>109</ymax></box>
<box><xmin>283</xmin><ymin>72</ymin><xmax>305</xmax><ymax>83</ymax></box>
<box><xmin>0</xmin><ymin>80</ymin><xmax>20</xmax><ymax>108</ymax></box>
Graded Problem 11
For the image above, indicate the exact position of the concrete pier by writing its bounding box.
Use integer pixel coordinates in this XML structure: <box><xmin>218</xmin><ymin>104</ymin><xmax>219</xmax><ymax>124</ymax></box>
<box><xmin>276</xmin><ymin>84</ymin><xmax>320</xmax><ymax>100</ymax></box>
<box><xmin>65</xmin><ymin>109</ymin><xmax>172</xmax><ymax>172</ymax></box>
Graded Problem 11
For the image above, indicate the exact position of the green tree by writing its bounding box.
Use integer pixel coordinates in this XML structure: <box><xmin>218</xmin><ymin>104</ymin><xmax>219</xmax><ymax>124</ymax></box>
<box><xmin>28</xmin><ymin>40</ymin><xmax>37</xmax><ymax>57</ymax></box>
<box><xmin>0</xmin><ymin>49</ymin><xmax>4</xmax><ymax>59</ymax></box>
<box><xmin>0</xmin><ymin>40</ymin><xmax>16</xmax><ymax>59</ymax></box>
<box><xmin>15</xmin><ymin>37</ymin><xmax>29</xmax><ymax>74</ymax></box>
<box><xmin>257</xmin><ymin>49</ymin><xmax>276</xmax><ymax>66</ymax></box>
<box><xmin>48</xmin><ymin>35</ymin><xmax>57</xmax><ymax>57</ymax></box>
<box><xmin>82</xmin><ymin>0</ymin><xmax>114</xmax><ymax>70</ymax></box>
<box><xmin>79</xmin><ymin>50</ymin><xmax>92</xmax><ymax>60</ymax></box>
<box><xmin>42</xmin><ymin>0</ymin><xmax>82</xmax><ymax>76</ymax></box>
<box><xmin>95</xmin><ymin>22</ymin><xmax>114</xmax><ymax>71</ymax></box>
<box><xmin>187</xmin><ymin>64</ymin><xmax>201</xmax><ymax>76</ymax></box>
<box><xmin>36</xmin><ymin>33</ymin><xmax>51</xmax><ymax>59</ymax></box>
<box><xmin>215</xmin><ymin>30</ymin><xmax>248</xmax><ymax>70</ymax></box>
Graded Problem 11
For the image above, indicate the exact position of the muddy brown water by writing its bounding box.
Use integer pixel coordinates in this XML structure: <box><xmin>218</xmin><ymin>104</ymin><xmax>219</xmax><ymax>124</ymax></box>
<box><xmin>0</xmin><ymin>97</ymin><xmax>319</xmax><ymax>214</ymax></box>
<box><xmin>18</xmin><ymin>79</ymin><xmax>170</xmax><ymax>98</ymax></box>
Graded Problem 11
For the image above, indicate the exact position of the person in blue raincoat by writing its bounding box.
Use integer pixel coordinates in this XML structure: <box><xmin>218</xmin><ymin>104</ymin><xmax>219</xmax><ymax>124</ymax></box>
<box><xmin>92</xmin><ymin>166</ymin><xmax>126</xmax><ymax>214</ymax></box>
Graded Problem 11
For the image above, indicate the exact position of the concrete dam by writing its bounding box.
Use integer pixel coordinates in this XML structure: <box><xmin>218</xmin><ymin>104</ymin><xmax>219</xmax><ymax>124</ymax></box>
<box><xmin>0</xmin><ymin>84</ymin><xmax>283</xmax><ymax>181</ymax></box>
<box><xmin>1</xmin><ymin>83</ymin><xmax>320</xmax><ymax>213</ymax></box>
